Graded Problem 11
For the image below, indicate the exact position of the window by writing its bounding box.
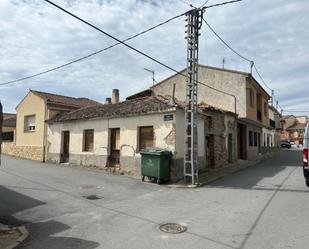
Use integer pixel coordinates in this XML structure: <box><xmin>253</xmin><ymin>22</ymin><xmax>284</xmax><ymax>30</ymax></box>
<box><xmin>264</xmin><ymin>102</ymin><xmax>268</xmax><ymax>116</ymax></box>
<box><xmin>24</xmin><ymin>115</ymin><xmax>35</xmax><ymax>132</ymax></box>
<box><xmin>2</xmin><ymin>132</ymin><xmax>14</xmax><ymax>141</ymax></box>
<box><xmin>83</xmin><ymin>129</ymin><xmax>94</xmax><ymax>152</ymax></box>
<box><xmin>249</xmin><ymin>131</ymin><xmax>253</xmax><ymax>147</ymax></box>
<box><xmin>249</xmin><ymin>89</ymin><xmax>254</xmax><ymax>107</ymax></box>
<box><xmin>254</xmin><ymin>132</ymin><xmax>258</xmax><ymax>147</ymax></box>
<box><xmin>138</xmin><ymin>126</ymin><xmax>154</xmax><ymax>151</ymax></box>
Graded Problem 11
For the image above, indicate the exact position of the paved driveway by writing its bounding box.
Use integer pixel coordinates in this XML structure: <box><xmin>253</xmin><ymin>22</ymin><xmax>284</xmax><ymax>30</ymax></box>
<box><xmin>0</xmin><ymin>150</ymin><xmax>308</xmax><ymax>249</ymax></box>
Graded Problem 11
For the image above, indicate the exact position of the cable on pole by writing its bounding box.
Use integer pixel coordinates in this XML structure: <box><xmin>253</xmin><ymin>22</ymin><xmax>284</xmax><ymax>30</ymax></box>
<box><xmin>202</xmin><ymin>0</ymin><xmax>242</xmax><ymax>10</ymax></box>
<box><xmin>202</xmin><ymin>17</ymin><xmax>276</xmax><ymax>96</ymax></box>
<box><xmin>41</xmin><ymin>0</ymin><xmax>237</xmax><ymax>102</ymax></box>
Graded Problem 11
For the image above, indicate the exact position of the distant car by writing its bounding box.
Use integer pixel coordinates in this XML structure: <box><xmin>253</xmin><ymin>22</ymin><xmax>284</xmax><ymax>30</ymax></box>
<box><xmin>303</xmin><ymin>124</ymin><xmax>309</xmax><ymax>187</ymax></box>
<box><xmin>280</xmin><ymin>141</ymin><xmax>291</xmax><ymax>149</ymax></box>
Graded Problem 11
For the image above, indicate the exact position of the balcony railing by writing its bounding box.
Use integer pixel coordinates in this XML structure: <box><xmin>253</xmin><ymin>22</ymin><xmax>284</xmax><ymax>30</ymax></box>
<box><xmin>257</xmin><ymin>110</ymin><xmax>262</xmax><ymax>121</ymax></box>
<box><xmin>269</xmin><ymin>119</ymin><xmax>276</xmax><ymax>128</ymax></box>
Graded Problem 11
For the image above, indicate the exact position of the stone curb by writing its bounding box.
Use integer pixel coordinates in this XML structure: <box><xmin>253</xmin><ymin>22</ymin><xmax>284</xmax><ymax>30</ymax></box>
<box><xmin>1</xmin><ymin>226</ymin><xmax>29</xmax><ymax>249</ymax></box>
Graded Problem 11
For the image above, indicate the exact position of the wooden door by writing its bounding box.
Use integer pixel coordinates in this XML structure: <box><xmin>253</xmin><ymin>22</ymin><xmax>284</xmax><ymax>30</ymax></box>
<box><xmin>108</xmin><ymin>128</ymin><xmax>120</xmax><ymax>166</ymax></box>
<box><xmin>228</xmin><ymin>133</ymin><xmax>233</xmax><ymax>163</ymax></box>
<box><xmin>61</xmin><ymin>131</ymin><xmax>70</xmax><ymax>163</ymax></box>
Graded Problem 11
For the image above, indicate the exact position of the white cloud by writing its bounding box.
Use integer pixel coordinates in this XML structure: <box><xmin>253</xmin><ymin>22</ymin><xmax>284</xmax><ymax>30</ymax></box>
<box><xmin>0</xmin><ymin>0</ymin><xmax>308</xmax><ymax>116</ymax></box>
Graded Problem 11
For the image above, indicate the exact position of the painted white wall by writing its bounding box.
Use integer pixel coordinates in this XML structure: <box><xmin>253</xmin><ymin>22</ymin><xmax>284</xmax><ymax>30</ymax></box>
<box><xmin>269</xmin><ymin>107</ymin><xmax>275</xmax><ymax>120</ymax></box>
<box><xmin>48</xmin><ymin>112</ymin><xmax>176</xmax><ymax>158</ymax></box>
<box><xmin>262</xmin><ymin>128</ymin><xmax>276</xmax><ymax>147</ymax></box>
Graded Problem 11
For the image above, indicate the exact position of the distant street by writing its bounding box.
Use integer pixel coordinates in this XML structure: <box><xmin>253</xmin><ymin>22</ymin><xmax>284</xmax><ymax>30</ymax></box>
<box><xmin>0</xmin><ymin>150</ymin><xmax>308</xmax><ymax>249</ymax></box>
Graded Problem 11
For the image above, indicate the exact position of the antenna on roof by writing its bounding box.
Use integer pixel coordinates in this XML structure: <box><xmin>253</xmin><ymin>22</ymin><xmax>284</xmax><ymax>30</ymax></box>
<box><xmin>144</xmin><ymin>68</ymin><xmax>155</xmax><ymax>88</ymax></box>
<box><xmin>222</xmin><ymin>57</ymin><xmax>226</xmax><ymax>69</ymax></box>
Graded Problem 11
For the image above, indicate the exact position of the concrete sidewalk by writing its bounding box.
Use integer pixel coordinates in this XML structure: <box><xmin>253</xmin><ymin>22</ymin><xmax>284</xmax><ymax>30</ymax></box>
<box><xmin>168</xmin><ymin>151</ymin><xmax>279</xmax><ymax>188</ymax></box>
<box><xmin>0</xmin><ymin>223</ymin><xmax>28</xmax><ymax>249</ymax></box>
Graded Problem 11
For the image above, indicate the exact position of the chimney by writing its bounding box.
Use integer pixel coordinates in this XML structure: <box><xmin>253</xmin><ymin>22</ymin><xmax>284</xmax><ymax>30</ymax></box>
<box><xmin>105</xmin><ymin>98</ymin><xmax>111</xmax><ymax>104</ymax></box>
<box><xmin>112</xmin><ymin>89</ymin><xmax>119</xmax><ymax>104</ymax></box>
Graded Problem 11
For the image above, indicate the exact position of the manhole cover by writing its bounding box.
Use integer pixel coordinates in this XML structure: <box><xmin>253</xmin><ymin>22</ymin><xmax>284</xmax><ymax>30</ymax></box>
<box><xmin>159</xmin><ymin>223</ymin><xmax>187</xmax><ymax>234</ymax></box>
<box><xmin>83</xmin><ymin>195</ymin><xmax>103</xmax><ymax>200</ymax></box>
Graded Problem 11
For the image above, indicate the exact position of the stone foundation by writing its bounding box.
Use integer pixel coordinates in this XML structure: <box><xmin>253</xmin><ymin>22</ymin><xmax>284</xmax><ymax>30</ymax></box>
<box><xmin>1</xmin><ymin>142</ymin><xmax>44</xmax><ymax>161</ymax></box>
<box><xmin>47</xmin><ymin>152</ymin><xmax>184</xmax><ymax>182</ymax></box>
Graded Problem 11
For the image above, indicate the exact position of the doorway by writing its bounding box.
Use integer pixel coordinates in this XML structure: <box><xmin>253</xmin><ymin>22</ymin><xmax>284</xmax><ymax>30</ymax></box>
<box><xmin>108</xmin><ymin>128</ymin><xmax>120</xmax><ymax>166</ymax></box>
<box><xmin>237</xmin><ymin>123</ymin><xmax>247</xmax><ymax>160</ymax></box>
<box><xmin>228</xmin><ymin>133</ymin><xmax>233</xmax><ymax>163</ymax></box>
<box><xmin>61</xmin><ymin>131</ymin><xmax>70</xmax><ymax>163</ymax></box>
<box><xmin>205</xmin><ymin>135</ymin><xmax>214</xmax><ymax>169</ymax></box>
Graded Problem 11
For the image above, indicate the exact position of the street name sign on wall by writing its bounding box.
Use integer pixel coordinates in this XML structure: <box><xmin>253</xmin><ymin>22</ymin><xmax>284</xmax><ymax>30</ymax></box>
<box><xmin>164</xmin><ymin>114</ymin><xmax>173</xmax><ymax>121</ymax></box>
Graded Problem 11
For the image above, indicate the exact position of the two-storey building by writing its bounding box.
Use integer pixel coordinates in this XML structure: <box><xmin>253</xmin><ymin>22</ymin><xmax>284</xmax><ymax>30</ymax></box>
<box><xmin>5</xmin><ymin>90</ymin><xmax>99</xmax><ymax>161</ymax></box>
<box><xmin>150</xmin><ymin>65</ymin><xmax>271</xmax><ymax>160</ymax></box>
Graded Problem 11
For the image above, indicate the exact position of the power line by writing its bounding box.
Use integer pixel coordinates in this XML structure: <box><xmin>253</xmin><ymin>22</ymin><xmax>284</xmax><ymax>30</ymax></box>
<box><xmin>179</xmin><ymin>0</ymin><xmax>196</xmax><ymax>8</ymax></box>
<box><xmin>43</xmin><ymin>0</ymin><xmax>238</xmax><ymax>101</ymax></box>
<box><xmin>200</xmin><ymin>0</ymin><xmax>210</xmax><ymax>8</ymax></box>
<box><xmin>201</xmin><ymin>0</ymin><xmax>242</xmax><ymax>10</ymax></box>
<box><xmin>252</xmin><ymin>64</ymin><xmax>272</xmax><ymax>91</ymax></box>
<box><xmin>202</xmin><ymin>18</ymin><xmax>251</xmax><ymax>63</ymax></box>
<box><xmin>0</xmin><ymin>11</ymin><xmax>187</xmax><ymax>86</ymax></box>
<box><xmin>283</xmin><ymin>110</ymin><xmax>309</xmax><ymax>112</ymax></box>
<box><xmin>202</xmin><ymin>17</ymin><xmax>275</xmax><ymax>93</ymax></box>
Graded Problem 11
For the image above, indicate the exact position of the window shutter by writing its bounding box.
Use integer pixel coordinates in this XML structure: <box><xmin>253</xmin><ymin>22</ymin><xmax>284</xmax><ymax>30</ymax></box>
<box><xmin>84</xmin><ymin>129</ymin><xmax>94</xmax><ymax>152</ymax></box>
<box><xmin>139</xmin><ymin>126</ymin><xmax>154</xmax><ymax>150</ymax></box>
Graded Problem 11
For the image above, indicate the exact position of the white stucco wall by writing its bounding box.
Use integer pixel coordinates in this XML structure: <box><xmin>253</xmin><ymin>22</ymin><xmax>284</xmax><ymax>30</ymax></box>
<box><xmin>262</xmin><ymin>128</ymin><xmax>276</xmax><ymax>147</ymax></box>
<box><xmin>48</xmin><ymin>112</ymin><xmax>177</xmax><ymax>159</ymax></box>
<box><xmin>269</xmin><ymin>107</ymin><xmax>275</xmax><ymax>120</ymax></box>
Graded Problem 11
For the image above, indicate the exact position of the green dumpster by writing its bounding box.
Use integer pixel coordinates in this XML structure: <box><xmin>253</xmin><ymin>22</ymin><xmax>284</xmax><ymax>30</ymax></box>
<box><xmin>140</xmin><ymin>148</ymin><xmax>171</xmax><ymax>184</ymax></box>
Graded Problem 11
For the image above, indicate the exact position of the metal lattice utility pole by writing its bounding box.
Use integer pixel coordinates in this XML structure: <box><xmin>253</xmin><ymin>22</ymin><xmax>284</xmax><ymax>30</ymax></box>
<box><xmin>184</xmin><ymin>9</ymin><xmax>203</xmax><ymax>185</ymax></box>
<box><xmin>0</xmin><ymin>101</ymin><xmax>3</xmax><ymax>166</ymax></box>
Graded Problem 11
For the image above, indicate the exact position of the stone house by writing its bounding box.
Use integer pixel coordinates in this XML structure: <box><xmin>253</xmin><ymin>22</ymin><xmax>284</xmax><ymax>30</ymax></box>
<box><xmin>144</xmin><ymin>65</ymin><xmax>271</xmax><ymax>160</ymax></box>
<box><xmin>46</xmin><ymin>94</ymin><xmax>237</xmax><ymax>181</ymax></box>
<box><xmin>281</xmin><ymin>115</ymin><xmax>308</xmax><ymax>145</ymax></box>
<box><xmin>3</xmin><ymin>90</ymin><xmax>99</xmax><ymax>161</ymax></box>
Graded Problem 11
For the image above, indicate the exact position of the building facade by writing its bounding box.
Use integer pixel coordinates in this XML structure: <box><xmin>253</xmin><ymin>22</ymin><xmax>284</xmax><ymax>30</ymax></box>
<box><xmin>47</xmin><ymin>95</ymin><xmax>237</xmax><ymax>181</ymax></box>
<box><xmin>150</xmin><ymin>65</ymin><xmax>270</xmax><ymax>160</ymax></box>
<box><xmin>281</xmin><ymin>115</ymin><xmax>308</xmax><ymax>145</ymax></box>
<box><xmin>3</xmin><ymin>90</ymin><xmax>99</xmax><ymax>161</ymax></box>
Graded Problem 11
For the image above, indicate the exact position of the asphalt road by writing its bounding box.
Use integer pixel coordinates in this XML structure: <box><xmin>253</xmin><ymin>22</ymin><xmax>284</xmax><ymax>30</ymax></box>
<box><xmin>0</xmin><ymin>150</ymin><xmax>308</xmax><ymax>249</ymax></box>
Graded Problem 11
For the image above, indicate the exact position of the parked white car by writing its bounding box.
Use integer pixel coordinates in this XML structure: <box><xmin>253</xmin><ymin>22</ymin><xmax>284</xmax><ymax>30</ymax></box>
<box><xmin>303</xmin><ymin>123</ymin><xmax>309</xmax><ymax>187</ymax></box>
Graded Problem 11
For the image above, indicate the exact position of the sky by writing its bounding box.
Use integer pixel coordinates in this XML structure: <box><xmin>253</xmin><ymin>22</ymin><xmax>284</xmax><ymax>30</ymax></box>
<box><xmin>0</xmin><ymin>0</ymin><xmax>308</xmax><ymax>115</ymax></box>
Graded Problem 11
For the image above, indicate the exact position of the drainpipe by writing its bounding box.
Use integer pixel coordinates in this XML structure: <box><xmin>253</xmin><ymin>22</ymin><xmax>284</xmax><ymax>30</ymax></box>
<box><xmin>43</xmin><ymin>103</ymin><xmax>48</xmax><ymax>162</ymax></box>
<box><xmin>233</xmin><ymin>95</ymin><xmax>237</xmax><ymax>114</ymax></box>
<box><xmin>172</xmin><ymin>83</ymin><xmax>176</xmax><ymax>104</ymax></box>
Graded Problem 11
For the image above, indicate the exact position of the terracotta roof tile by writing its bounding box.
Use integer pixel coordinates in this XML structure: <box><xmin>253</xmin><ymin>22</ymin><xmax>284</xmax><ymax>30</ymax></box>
<box><xmin>49</xmin><ymin>95</ymin><xmax>178</xmax><ymax>123</ymax></box>
<box><xmin>286</xmin><ymin>123</ymin><xmax>306</xmax><ymax>130</ymax></box>
<box><xmin>31</xmin><ymin>90</ymin><xmax>100</xmax><ymax>108</ymax></box>
<box><xmin>3</xmin><ymin>113</ymin><xmax>16</xmax><ymax>120</ymax></box>
<box><xmin>3</xmin><ymin>116</ymin><xmax>16</xmax><ymax>127</ymax></box>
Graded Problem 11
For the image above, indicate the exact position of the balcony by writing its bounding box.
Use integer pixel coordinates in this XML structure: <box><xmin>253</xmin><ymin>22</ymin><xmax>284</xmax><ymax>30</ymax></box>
<box><xmin>269</xmin><ymin>119</ymin><xmax>276</xmax><ymax>128</ymax></box>
<box><xmin>257</xmin><ymin>110</ymin><xmax>262</xmax><ymax>121</ymax></box>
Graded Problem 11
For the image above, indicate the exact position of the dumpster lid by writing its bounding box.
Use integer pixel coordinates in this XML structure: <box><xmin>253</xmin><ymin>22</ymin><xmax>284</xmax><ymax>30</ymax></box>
<box><xmin>140</xmin><ymin>147</ymin><xmax>171</xmax><ymax>155</ymax></box>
